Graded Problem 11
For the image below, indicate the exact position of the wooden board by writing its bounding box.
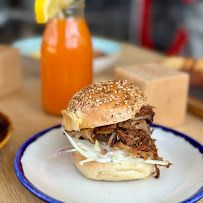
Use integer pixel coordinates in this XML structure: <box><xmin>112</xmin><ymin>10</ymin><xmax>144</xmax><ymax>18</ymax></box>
<box><xmin>188</xmin><ymin>87</ymin><xmax>203</xmax><ymax>118</ymax></box>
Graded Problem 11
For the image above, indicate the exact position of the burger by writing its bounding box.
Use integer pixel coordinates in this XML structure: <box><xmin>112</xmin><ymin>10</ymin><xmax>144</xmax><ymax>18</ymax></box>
<box><xmin>62</xmin><ymin>80</ymin><xmax>171</xmax><ymax>181</ymax></box>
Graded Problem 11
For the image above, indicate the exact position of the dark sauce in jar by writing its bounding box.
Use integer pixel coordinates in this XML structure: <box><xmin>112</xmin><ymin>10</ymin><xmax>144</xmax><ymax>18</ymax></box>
<box><xmin>0</xmin><ymin>113</ymin><xmax>9</xmax><ymax>143</ymax></box>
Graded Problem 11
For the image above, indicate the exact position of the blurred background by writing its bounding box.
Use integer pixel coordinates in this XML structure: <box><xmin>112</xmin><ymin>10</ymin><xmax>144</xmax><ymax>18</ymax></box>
<box><xmin>0</xmin><ymin>0</ymin><xmax>203</xmax><ymax>57</ymax></box>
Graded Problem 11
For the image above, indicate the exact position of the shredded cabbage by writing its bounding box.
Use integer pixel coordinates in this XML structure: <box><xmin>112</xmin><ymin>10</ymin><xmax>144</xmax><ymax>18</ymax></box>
<box><xmin>93</xmin><ymin>140</ymin><xmax>100</xmax><ymax>151</ymax></box>
<box><xmin>62</xmin><ymin>126</ymin><xmax>169</xmax><ymax>166</ymax></box>
<box><xmin>63</xmin><ymin>130</ymin><xmax>90</xmax><ymax>158</ymax></box>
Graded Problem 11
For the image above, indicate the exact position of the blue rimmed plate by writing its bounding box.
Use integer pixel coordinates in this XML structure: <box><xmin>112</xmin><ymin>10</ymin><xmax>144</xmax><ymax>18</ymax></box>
<box><xmin>14</xmin><ymin>124</ymin><xmax>203</xmax><ymax>203</ymax></box>
<box><xmin>12</xmin><ymin>36</ymin><xmax>121</xmax><ymax>74</ymax></box>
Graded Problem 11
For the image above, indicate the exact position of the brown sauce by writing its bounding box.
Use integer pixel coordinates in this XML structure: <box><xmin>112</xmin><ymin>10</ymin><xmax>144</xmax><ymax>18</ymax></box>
<box><xmin>0</xmin><ymin>113</ymin><xmax>9</xmax><ymax>143</ymax></box>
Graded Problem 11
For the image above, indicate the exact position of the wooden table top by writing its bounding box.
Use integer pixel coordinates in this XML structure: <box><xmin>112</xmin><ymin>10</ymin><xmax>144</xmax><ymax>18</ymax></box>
<box><xmin>0</xmin><ymin>43</ymin><xmax>202</xmax><ymax>202</ymax></box>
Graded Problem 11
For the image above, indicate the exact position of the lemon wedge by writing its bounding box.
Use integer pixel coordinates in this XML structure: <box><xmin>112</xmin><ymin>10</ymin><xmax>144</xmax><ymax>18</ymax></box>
<box><xmin>35</xmin><ymin>0</ymin><xmax>59</xmax><ymax>23</ymax></box>
<box><xmin>35</xmin><ymin>0</ymin><xmax>78</xmax><ymax>24</ymax></box>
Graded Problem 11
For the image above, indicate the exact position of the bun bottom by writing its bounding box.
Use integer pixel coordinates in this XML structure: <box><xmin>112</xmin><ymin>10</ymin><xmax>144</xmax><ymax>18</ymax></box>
<box><xmin>73</xmin><ymin>152</ymin><xmax>154</xmax><ymax>181</ymax></box>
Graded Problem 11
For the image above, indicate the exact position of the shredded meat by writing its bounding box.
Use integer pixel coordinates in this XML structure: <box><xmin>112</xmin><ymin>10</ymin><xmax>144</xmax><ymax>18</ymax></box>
<box><xmin>101</xmin><ymin>148</ymin><xmax>108</xmax><ymax>155</ymax></box>
<box><xmin>68</xmin><ymin>128</ymin><xmax>94</xmax><ymax>143</ymax></box>
<box><xmin>154</xmin><ymin>165</ymin><xmax>160</xmax><ymax>179</ymax></box>
<box><xmin>107</xmin><ymin>132</ymin><xmax>117</xmax><ymax>146</ymax></box>
<box><xmin>67</xmin><ymin>105</ymin><xmax>170</xmax><ymax>178</ymax></box>
<box><xmin>68</xmin><ymin>105</ymin><xmax>157</xmax><ymax>157</ymax></box>
<box><xmin>91</xmin><ymin>105</ymin><xmax>162</xmax><ymax>161</ymax></box>
<box><xmin>135</xmin><ymin>105</ymin><xmax>155</xmax><ymax>124</ymax></box>
<box><xmin>94</xmin><ymin>124</ymin><xmax>117</xmax><ymax>135</ymax></box>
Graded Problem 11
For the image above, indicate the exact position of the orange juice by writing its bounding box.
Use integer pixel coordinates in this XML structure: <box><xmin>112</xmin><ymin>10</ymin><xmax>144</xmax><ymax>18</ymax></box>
<box><xmin>41</xmin><ymin>17</ymin><xmax>93</xmax><ymax>116</ymax></box>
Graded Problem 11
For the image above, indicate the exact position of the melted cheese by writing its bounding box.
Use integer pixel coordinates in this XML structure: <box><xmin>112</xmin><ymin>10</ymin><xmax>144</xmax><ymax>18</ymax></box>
<box><xmin>64</xmin><ymin>111</ymin><xmax>83</xmax><ymax>131</ymax></box>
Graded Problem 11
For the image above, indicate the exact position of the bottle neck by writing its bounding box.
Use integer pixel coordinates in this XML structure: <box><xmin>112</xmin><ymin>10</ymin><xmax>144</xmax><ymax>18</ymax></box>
<box><xmin>63</xmin><ymin>7</ymin><xmax>84</xmax><ymax>18</ymax></box>
<box><xmin>62</xmin><ymin>0</ymin><xmax>85</xmax><ymax>18</ymax></box>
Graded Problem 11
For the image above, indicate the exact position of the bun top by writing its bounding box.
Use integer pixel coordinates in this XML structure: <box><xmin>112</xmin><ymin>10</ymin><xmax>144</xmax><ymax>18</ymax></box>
<box><xmin>62</xmin><ymin>80</ymin><xmax>146</xmax><ymax>131</ymax></box>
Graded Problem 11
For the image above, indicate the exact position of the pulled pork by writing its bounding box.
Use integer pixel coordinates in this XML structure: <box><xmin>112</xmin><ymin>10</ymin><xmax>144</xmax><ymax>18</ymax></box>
<box><xmin>68</xmin><ymin>105</ymin><xmax>159</xmax><ymax>160</ymax></box>
<box><xmin>92</xmin><ymin>105</ymin><xmax>160</xmax><ymax>161</ymax></box>
<box><xmin>67</xmin><ymin>105</ymin><xmax>170</xmax><ymax>177</ymax></box>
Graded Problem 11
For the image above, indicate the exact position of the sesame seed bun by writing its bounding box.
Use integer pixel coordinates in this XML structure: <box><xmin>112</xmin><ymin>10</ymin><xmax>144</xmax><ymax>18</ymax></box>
<box><xmin>73</xmin><ymin>152</ymin><xmax>154</xmax><ymax>181</ymax></box>
<box><xmin>62</xmin><ymin>80</ymin><xmax>146</xmax><ymax>131</ymax></box>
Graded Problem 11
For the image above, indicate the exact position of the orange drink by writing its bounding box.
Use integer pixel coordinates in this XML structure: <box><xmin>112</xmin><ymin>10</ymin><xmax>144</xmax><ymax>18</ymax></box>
<box><xmin>41</xmin><ymin>6</ymin><xmax>93</xmax><ymax>116</ymax></box>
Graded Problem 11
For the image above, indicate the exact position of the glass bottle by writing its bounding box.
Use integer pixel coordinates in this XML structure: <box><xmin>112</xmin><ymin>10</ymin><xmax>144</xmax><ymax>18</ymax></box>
<box><xmin>41</xmin><ymin>0</ymin><xmax>93</xmax><ymax>116</ymax></box>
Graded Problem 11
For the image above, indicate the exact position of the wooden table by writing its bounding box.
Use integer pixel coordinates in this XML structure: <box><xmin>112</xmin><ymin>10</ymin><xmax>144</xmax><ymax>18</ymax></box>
<box><xmin>0</xmin><ymin>43</ymin><xmax>202</xmax><ymax>202</ymax></box>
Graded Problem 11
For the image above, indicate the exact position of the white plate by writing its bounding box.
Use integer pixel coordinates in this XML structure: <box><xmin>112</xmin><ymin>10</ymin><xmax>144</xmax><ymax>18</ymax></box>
<box><xmin>12</xmin><ymin>36</ymin><xmax>121</xmax><ymax>74</ymax></box>
<box><xmin>14</xmin><ymin>124</ymin><xmax>203</xmax><ymax>203</ymax></box>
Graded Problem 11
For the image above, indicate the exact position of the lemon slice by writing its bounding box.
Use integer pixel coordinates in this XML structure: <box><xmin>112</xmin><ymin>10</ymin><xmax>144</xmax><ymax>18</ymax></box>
<box><xmin>35</xmin><ymin>0</ymin><xmax>78</xmax><ymax>24</ymax></box>
<box><xmin>35</xmin><ymin>0</ymin><xmax>59</xmax><ymax>24</ymax></box>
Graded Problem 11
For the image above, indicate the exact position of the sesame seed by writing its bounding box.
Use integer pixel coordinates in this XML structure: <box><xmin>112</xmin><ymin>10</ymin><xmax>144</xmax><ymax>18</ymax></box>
<box><xmin>67</xmin><ymin>80</ymin><xmax>145</xmax><ymax>112</ymax></box>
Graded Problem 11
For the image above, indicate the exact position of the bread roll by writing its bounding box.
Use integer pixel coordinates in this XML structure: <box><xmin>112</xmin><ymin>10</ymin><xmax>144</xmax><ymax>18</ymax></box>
<box><xmin>62</xmin><ymin>80</ymin><xmax>146</xmax><ymax>131</ymax></box>
<box><xmin>73</xmin><ymin>152</ymin><xmax>154</xmax><ymax>181</ymax></box>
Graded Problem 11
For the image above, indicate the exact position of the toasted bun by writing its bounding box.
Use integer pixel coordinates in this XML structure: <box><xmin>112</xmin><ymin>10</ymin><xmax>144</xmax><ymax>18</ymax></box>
<box><xmin>62</xmin><ymin>80</ymin><xmax>146</xmax><ymax>131</ymax></box>
<box><xmin>73</xmin><ymin>152</ymin><xmax>154</xmax><ymax>181</ymax></box>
